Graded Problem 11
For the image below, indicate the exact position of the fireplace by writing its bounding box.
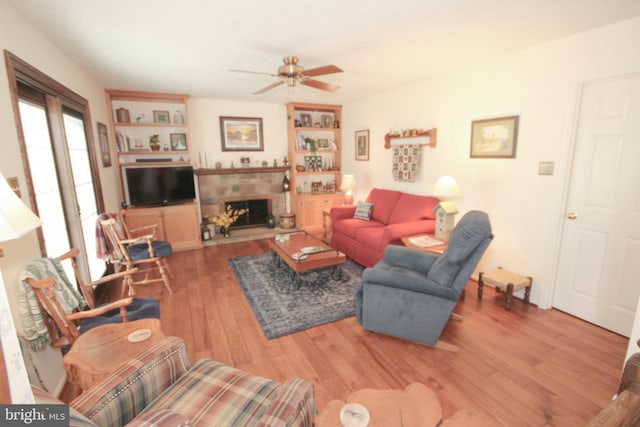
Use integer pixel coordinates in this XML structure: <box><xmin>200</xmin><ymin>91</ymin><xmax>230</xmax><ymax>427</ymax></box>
<box><xmin>224</xmin><ymin>197</ymin><xmax>272</xmax><ymax>229</ymax></box>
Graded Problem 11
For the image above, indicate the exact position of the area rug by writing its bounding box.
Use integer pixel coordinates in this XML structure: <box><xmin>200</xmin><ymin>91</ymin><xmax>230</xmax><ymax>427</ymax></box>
<box><xmin>229</xmin><ymin>252</ymin><xmax>363</xmax><ymax>339</ymax></box>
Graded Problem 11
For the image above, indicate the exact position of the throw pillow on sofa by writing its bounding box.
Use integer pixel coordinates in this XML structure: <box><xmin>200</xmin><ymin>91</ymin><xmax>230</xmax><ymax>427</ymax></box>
<box><xmin>353</xmin><ymin>201</ymin><xmax>375</xmax><ymax>220</ymax></box>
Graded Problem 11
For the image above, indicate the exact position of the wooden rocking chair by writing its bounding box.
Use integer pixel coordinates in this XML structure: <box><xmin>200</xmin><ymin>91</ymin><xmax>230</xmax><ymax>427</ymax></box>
<box><xmin>22</xmin><ymin>248</ymin><xmax>159</xmax><ymax>349</ymax></box>
<box><xmin>99</xmin><ymin>215</ymin><xmax>174</xmax><ymax>297</ymax></box>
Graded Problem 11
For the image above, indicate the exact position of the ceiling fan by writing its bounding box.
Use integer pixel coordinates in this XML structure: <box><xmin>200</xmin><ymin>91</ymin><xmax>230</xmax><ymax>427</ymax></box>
<box><xmin>230</xmin><ymin>56</ymin><xmax>343</xmax><ymax>95</ymax></box>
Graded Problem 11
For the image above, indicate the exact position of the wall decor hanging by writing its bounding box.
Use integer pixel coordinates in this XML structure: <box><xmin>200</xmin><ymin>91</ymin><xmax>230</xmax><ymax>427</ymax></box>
<box><xmin>385</xmin><ymin>127</ymin><xmax>437</xmax><ymax>182</ymax></box>
<box><xmin>470</xmin><ymin>115</ymin><xmax>519</xmax><ymax>158</ymax></box>
<box><xmin>392</xmin><ymin>144</ymin><xmax>422</xmax><ymax>182</ymax></box>
<box><xmin>355</xmin><ymin>129</ymin><xmax>369</xmax><ymax>161</ymax></box>
<box><xmin>220</xmin><ymin>116</ymin><xmax>264</xmax><ymax>151</ymax></box>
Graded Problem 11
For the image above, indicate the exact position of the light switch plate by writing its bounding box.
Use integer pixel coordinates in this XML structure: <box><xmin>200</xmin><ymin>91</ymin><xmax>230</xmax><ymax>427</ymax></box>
<box><xmin>538</xmin><ymin>161</ymin><xmax>554</xmax><ymax>175</ymax></box>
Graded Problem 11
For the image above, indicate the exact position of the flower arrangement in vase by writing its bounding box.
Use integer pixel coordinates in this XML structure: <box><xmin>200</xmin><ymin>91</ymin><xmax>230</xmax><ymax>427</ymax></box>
<box><xmin>208</xmin><ymin>205</ymin><xmax>249</xmax><ymax>237</ymax></box>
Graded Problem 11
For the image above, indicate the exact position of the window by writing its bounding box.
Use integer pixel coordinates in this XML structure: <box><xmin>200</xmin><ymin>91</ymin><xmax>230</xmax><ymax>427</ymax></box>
<box><xmin>5</xmin><ymin>50</ymin><xmax>106</xmax><ymax>282</ymax></box>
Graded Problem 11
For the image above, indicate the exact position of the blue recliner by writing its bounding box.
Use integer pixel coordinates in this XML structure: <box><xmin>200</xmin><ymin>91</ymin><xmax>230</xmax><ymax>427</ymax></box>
<box><xmin>354</xmin><ymin>210</ymin><xmax>493</xmax><ymax>350</ymax></box>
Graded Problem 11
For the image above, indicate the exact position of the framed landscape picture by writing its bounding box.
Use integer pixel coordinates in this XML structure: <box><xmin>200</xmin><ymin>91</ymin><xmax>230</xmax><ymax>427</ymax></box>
<box><xmin>220</xmin><ymin>116</ymin><xmax>264</xmax><ymax>151</ymax></box>
<box><xmin>470</xmin><ymin>115</ymin><xmax>519</xmax><ymax>158</ymax></box>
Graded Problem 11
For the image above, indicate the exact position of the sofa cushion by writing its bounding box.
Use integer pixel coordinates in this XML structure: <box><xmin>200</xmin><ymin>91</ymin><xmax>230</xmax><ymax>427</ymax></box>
<box><xmin>126</xmin><ymin>408</ymin><xmax>192</xmax><ymax>426</ymax></box>
<box><xmin>333</xmin><ymin>217</ymin><xmax>384</xmax><ymax>239</ymax></box>
<box><xmin>366</xmin><ymin>188</ymin><xmax>402</xmax><ymax>224</ymax></box>
<box><xmin>142</xmin><ymin>359</ymin><xmax>283</xmax><ymax>425</ymax></box>
<box><xmin>388</xmin><ymin>194</ymin><xmax>439</xmax><ymax>224</ymax></box>
<box><xmin>356</xmin><ymin>226</ymin><xmax>386</xmax><ymax>250</ymax></box>
<box><xmin>353</xmin><ymin>201</ymin><xmax>375</xmax><ymax>220</ymax></box>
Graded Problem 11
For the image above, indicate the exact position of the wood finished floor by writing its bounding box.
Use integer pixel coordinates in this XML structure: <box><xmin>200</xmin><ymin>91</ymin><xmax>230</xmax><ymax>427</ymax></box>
<box><xmin>101</xmin><ymin>239</ymin><xmax>628</xmax><ymax>426</ymax></box>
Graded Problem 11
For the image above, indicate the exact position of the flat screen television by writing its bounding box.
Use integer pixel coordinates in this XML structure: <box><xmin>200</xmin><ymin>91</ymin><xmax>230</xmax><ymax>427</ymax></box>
<box><xmin>123</xmin><ymin>165</ymin><xmax>196</xmax><ymax>207</ymax></box>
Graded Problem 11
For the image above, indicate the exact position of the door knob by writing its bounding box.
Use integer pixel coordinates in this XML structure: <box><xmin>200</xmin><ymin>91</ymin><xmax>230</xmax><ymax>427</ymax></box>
<box><xmin>567</xmin><ymin>212</ymin><xmax>578</xmax><ymax>220</ymax></box>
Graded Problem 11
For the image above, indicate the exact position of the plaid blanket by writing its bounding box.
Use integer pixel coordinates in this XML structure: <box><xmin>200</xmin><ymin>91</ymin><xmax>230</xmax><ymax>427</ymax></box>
<box><xmin>18</xmin><ymin>256</ymin><xmax>86</xmax><ymax>351</ymax></box>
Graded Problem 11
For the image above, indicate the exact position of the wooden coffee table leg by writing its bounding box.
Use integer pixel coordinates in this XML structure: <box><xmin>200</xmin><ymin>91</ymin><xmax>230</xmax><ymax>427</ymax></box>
<box><xmin>505</xmin><ymin>283</ymin><xmax>514</xmax><ymax>310</ymax></box>
<box><xmin>331</xmin><ymin>264</ymin><xmax>343</xmax><ymax>281</ymax></box>
<box><xmin>477</xmin><ymin>272</ymin><xmax>484</xmax><ymax>299</ymax></box>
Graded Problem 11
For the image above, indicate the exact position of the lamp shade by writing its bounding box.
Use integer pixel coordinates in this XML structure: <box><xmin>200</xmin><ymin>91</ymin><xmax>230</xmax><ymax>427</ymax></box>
<box><xmin>340</xmin><ymin>175</ymin><xmax>357</xmax><ymax>192</ymax></box>
<box><xmin>0</xmin><ymin>171</ymin><xmax>41</xmax><ymax>243</ymax></box>
<box><xmin>430</xmin><ymin>176</ymin><xmax>462</xmax><ymax>200</ymax></box>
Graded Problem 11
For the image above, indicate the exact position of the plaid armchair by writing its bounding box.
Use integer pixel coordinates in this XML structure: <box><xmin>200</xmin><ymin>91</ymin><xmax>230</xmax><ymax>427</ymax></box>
<box><xmin>33</xmin><ymin>337</ymin><xmax>316</xmax><ymax>426</ymax></box>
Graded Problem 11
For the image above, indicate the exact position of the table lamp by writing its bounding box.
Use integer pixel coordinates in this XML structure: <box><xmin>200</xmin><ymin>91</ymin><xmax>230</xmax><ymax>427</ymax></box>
<box><xmin>0</xmin><ymin>172</ymin><xmax>42</xmax><ymax>256</ymax></box>
<box><xmin>340</xmin><ymin>175</ymin><xmax>357</xmax><ymax>205</ymax></box>
<box><xmin>0</xmin><ymin>170</ymin><xmax>41</xmax><ymax>403</ymax></box>
<box><xmin>430</xmin><ymin>176</ymin><xmax>462</xmax><ymax>242</ymax></box>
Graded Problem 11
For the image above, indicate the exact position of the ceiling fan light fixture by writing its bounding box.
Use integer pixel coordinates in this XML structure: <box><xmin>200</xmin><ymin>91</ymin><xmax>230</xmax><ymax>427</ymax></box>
<box><xmin>232</xmin><ymin>56</ymin><xmax>343</xmax><ymax>94</ymax></box>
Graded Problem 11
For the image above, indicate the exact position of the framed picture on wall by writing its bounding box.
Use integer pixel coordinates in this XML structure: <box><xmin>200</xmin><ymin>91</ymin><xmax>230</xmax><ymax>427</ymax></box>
<box><xmin>470</xmin><ymin>115</ymin><xmax>519</xmax><ymax>158</ymax></box>
<box><xmin>355</xmin><ymin>129</ymin><xmax>370</xmax><ymax>161</ymax></box>
<box><xmin>220</xmin><ymin>116</ymin><xmax>264</xmax><ymax>151</ymax></box>
<box><xmin>97</xmin><ymin>122</ymin><xmax>111</xmax><ymax>167</ymax></box>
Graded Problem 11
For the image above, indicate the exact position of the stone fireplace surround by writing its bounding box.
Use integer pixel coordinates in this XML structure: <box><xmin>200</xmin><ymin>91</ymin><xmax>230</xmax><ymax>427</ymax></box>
<box><xmin>196</xmin><ymin>167</ymin><xmax>290</xmax><ymax>242</ymax></box>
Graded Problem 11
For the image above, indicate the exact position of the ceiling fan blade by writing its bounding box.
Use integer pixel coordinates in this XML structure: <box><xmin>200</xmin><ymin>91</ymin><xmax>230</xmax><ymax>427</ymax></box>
<box><xmin>229</xmin><ymin>69</ymin><xmax>277</xmax><ymax>77</ymax></box>
<box><xmin>253</xmin><ymin>80</ymin><xmax>285</xmax><ymax>95</ymax></box>
<box><xmin>301</xmin><ymin>78</ymin><xmax>340</xmax><ymax>92</ymax></box>
<box><xmin>302</xmin><ymin>65</ymin><xmax>343</xmax><ymax>77</ymax></box>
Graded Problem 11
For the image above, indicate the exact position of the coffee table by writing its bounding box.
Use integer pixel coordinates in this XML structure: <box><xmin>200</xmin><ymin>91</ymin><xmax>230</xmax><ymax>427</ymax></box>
<box><xmin>268</xmin><ymin>231</ymin><xmax>346</xmax><ymax>287</ymax></box>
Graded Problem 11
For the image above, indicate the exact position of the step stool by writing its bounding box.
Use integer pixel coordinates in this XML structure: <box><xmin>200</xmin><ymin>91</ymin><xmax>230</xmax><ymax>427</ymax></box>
<box><xmin>477</xmin><ymin>267</ymin><xmax>532</xmax><ymax>311</ymax></box>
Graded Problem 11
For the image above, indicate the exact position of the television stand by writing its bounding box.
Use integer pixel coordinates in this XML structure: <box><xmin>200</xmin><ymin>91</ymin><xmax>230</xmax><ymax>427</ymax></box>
<box><xmin>120</xmin><ymin>202</ymin><xmax>202</xmax><ymax>252</ymax></box>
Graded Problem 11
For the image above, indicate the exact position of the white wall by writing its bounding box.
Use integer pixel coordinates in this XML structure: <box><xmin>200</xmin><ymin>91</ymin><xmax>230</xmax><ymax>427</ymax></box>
<box><xmin>0</xmin><ymin>0</ymin><xmax>116</xmax><ymax>396</ymax></box>
<box><xmin>342</xmin><ymin>17</ymin><xmax>640</xmax><ymax>319</ymax></box>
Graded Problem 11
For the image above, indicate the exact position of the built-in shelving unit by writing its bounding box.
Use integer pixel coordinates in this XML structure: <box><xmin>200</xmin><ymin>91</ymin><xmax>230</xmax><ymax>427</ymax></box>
<box><xmin>105</xmin><ymin>89</ymin><xmax>201</xmax><ymax>251</ymax></box>
<box><xmin>286</xmin><ymin>102</ymin><xmax>344</xmax><ymax>233</ymax></box>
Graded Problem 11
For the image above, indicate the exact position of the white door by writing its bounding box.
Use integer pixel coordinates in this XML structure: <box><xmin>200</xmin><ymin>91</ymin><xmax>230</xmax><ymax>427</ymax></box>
<box><xmin>553</xmin><ymin>74</ymin><xmax>640</xmax><ymax>336</ymax></box>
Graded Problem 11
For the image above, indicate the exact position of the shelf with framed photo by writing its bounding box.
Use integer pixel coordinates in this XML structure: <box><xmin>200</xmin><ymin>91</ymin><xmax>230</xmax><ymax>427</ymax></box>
<box><xmin>286</xmin><ymin>102</ymin><xmax>343</xmax><ymax>233</ymax></box>
<box><xmin>106</xmin><ymin>89</ymin><xmax>201</xmax><ymax>251</ymax></box>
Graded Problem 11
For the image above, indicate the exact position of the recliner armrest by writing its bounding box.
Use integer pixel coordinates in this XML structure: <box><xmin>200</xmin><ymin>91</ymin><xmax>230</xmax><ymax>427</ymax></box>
<box><xmin>363</xmin><ymin>261</ymin><xmax>459</xmax><ymax>301</ymax></box>
<box><xmin>72</xmin><ymin>336</ymin><xmax>193</xmax><ymax>427</ymax></box>
<box><xmin>382</xmin><ymin>245</ymin><xmax>439</xmax><ymax>274</ymax></box>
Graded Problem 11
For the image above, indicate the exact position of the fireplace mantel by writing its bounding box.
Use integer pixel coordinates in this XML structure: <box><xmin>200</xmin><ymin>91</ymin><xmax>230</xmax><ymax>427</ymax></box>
<box><xmin>195</xmin><ymin>166</ymin><xmax>289</xmax><ymax>176</ymax></box>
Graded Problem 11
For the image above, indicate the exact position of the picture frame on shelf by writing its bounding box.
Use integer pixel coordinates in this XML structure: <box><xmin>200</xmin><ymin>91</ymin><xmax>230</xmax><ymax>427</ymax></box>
<box><xmin>300</xmin><ymin>113</ymin><xmax>312</xmax><ymax>128</ymax></box>
<box><xmin>321</xmin><ymin>114</ymin><xmax>334</xmax><ymax>129</ymax></box>
<box><xmin>470</xmin><ymin>115</ymin><xmax>519</xmax><ymax>158</ymax></box>
<box><xmin>355</xmin><ymin>129</ymin><xmax>370</xmax><ymax>161</ymax></box>
<box><xmin>317</xmin><ymin>138</ymin><xmax>329</xmax><ymax>149</ymax></box>
<box><xmin>170</xmin><ymin>133</ymin><xmax>188</xmax><ymax>151</ymax></box>
<box><xmin>153</xmin><ymin>110</ymin><xmax>170</xmax><ymax>123</ymax></box>
<box><xmin>220</xmin><ymin>116</ymin><xmax>264</xmax><ymax>151</ymax></box>
<box><xmin>97</xmin><ymin>122</ymin><xmax>111</xmax><ymax>167</ymax></box>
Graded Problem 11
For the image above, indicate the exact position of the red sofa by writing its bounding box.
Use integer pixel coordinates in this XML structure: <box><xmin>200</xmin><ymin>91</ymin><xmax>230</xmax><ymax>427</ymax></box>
<box><xmin>330</xmin><ymin>188</ymin><xmax>440</xmax><ymax>267</ymax></box>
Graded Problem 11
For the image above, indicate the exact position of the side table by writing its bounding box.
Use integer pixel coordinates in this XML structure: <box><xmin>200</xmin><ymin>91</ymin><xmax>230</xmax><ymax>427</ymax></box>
<box><xmin>314</xmin><ymin>383</ymin><xmax>443</xmax><ymax>427</ymax></box>
<box><xmin>63</xmin><ymin>318</ymin><xmax>165</xmax><ymax>390</ymax></box>
<box><xmin>401</xmin><ymin>234</ymin><xmax>448</xmax><ymax>254</ymax></box>
<box><xmin>478</xmin><ymin>267</ymin><xmax>532</xmax><ymax>310</ymax></box>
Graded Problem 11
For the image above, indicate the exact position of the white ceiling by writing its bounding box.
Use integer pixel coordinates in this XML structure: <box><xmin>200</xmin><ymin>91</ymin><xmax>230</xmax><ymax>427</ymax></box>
<box><xmin>10</xmin><ymin>0</ymin><xmax>640</xmax><ymax>104</ymax></box>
